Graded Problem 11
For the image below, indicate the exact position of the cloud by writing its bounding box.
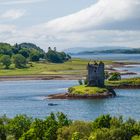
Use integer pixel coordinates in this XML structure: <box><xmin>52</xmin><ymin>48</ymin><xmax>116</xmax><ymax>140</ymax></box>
<box><xmin>0</xmin><ymin>24</ymin><xmax>16</xmax><ymax>32</ymax></box>
<box><xmin>0</xmin><ymin>24</ymin><xmax>16</xmax><ymax>41</ymax></box>
<box><xmin>1</xmin><ymin>0</ymin><xmax>140</xmax><ymax>50</ymax></box>
<box><xmin>1</xmin><ymin>9</ymin><xmax>26</xmax><ymax>19</ymax></box>
<box><xmin>0</xmin><ymin>0</ymin><xmax>44</xmax><ymax>5</ymax></box>
<box><xmin>41</xmin><ymin>0</ymin><xmax>140</xmax><ymax>32</ymax></box>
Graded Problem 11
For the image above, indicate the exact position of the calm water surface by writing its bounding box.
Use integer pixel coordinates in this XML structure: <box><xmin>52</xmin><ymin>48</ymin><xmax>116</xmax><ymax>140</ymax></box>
<box><xmin>115</xmin><ymin>64</ymin><xmax>140</xmax><ymax>79</ymax></box>
<box><xmin>0</xmin><ymin>80</ymin><xmax>140</xmax><ymax>121</ymax></box>
<box><xmin>73</xmin><ymin>53</ymin><xmax>140</xmax><ymax>78</ymax></box>
<box><xmin>72</xmin><ymin>54</ymin><xmax>140</xmax><ymax>62</ymax></box>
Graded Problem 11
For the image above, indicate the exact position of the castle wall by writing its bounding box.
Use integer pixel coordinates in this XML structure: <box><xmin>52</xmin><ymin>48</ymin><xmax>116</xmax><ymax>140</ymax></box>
<box><xmin>87</xmin><ymin>62</ymin><xmax>105</xmax><ymax>87</ymax></box>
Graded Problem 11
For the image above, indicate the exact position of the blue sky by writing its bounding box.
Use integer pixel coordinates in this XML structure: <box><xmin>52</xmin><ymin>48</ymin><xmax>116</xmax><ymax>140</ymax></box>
<box><xmin>0</xmin><ymin>0</ymin><xmax>140</xmax><ymax>51</ymax></box>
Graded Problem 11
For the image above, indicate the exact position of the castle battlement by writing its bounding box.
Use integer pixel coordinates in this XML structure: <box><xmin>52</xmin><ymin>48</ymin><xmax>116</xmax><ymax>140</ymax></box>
<box><xmin>87</xmin><ymin>61</ymin><xmax>105</xmax><ymax>87</ymax></box>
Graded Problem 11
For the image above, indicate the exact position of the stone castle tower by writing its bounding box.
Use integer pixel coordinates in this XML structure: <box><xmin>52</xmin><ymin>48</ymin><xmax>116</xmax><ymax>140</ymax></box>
<box><xmin>87</xmin><ymin>61</ymin><xmax>105</xmax><ymax>87</ymax></box>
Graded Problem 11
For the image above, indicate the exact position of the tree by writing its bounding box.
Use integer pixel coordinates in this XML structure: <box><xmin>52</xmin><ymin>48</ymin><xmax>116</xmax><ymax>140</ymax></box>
<box><xmin>30</xmin><ymin>51</ymin><xmax>40</xmax><ymax>62</ymax></box>
<box><xmin>108</xmin><ymin>72</ymin><xmax>121</xmax><ymax>81</ymax></box>
<box><xmin>0</xmin><ymin>115</ymin><xmax>9</xmax><ymax>140</ymax></box>
<box><xmin>0</xmin><ymin>55</ymin><xmax>11</xmax><ymax>69</ymax></box>
<box><xmin>21</xmin><ymin>118</ymin><xmax>46</xmax><ymax>140</ymax></box>
<box><xmin>46</xmin><ymin>49</ymin><xmax>71</xmax><ymax>63</ymax></box>
<box><xmin>0</xmin><ymin>42</ymin><xmax>46</xmax><ymax>63</ymax></box>
<box><xmin>93</xmin><ymin>114</ymin><xmax>112</xmax><ymax>129</ymax></box>
<box><xmin>78</xmin><ymin>79</ymin><xmax>83</xmax><ymax>85</ymax></box>
<box><xmin>48</xmin><ymin>47</ymin><xmax>51</xmax><ymax>51</ymax></box>
<box><xmin>19</xmin><ymin>128</ymin><xmax>37</xmax><ymax>140</ymax></box>
<box><xmin>89</xmin><ymin>128</ymin><xmax>127</xmax><ymax>140</ymax></box>
<box><xmin>56</xmin><ymin>112</ymin><xmax>71</xmax><ymax>127</ymax></box>
<box><xmin>105</xmin><ymin>71</ymin><xmax>110</xmax><ymax>79</ymax></box>
<box><xmin>44</xmin><ymin>113</ymin><xmax>58</xmax><ymax>140</ymax></box>
<box><xmin>20</xmin><ymin>112</ymin><xmax>71</xmax><ymax>140</ymax></box>
<box><xmin>19</xmin><ymin>49</ymin><xmax>30</xmax><ymax>58</ymax></box>
<box><xmin>84</xmin><ymin>79</ymin><xmax>88</xmax><ymax>85</ymax></box>
<box><xmin>13</xmin><ymin>54</ymin><xmax>27</xmax><ymax>68</ymax></box>
<box><xmin>8</xmin><ymin>115</ymin><xmax>32</xmax><ymax>140</ymax></box>
<box><xmin>72</xmin><ymin>132</ymin><xmax>80</xmax><ymax>140</ymax></box>
<box><xmin>57</xmin><ymin>121</ymin><xmax>92</xmax><ymax>140</ymax></box>
<box><xmin>12</xmin><ymin>43</ymin><xmax>20</xmax><ymax>54</ymax></box>
<box><xmin>0</xmin><ymin>43</ymin><xmax>13</xmax><ymax>56</ymax></box>
<box><xmin>46</xmin><ymin>50</ymin><xmax>63</xmax><ymax>63</ymax></box>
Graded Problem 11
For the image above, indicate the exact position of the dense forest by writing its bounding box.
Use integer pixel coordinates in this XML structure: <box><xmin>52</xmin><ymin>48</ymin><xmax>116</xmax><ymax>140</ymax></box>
<box><xmin>0</xmin><ymin>43</ymin><xmax>71</xmax><ymax>69</ymax></box>
<box><xmin>0</xmin><ymin>113</ymin><xmax>140</xmax><ymax>140</ymax></box>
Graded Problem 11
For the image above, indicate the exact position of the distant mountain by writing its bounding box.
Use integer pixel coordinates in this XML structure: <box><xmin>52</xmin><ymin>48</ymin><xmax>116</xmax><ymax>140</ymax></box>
<box><xmin>64</xmin><ymin>46</ymin><xmax>140</xmax><ymax>54</ymax></box>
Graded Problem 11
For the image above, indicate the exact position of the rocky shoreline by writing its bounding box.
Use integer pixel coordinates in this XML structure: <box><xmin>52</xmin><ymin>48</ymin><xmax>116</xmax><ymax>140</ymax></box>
<box><xmin>47</xmin><ymin>89</ymin><xmax>116</xmax><ymax>100</ymax></box>
<box><xmin>47</xmin><ymin>84</ymin><xmax>140</xmax><ymax>99</ymax></box>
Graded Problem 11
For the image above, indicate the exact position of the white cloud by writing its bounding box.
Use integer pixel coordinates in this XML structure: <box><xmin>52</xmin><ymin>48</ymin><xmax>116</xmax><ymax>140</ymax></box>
<box><xmin>0</xmin><ymin>24</ymin><xmax>16</xmax><ymax>32</ymax></box>
<box><xmin>0</xmin><ymin>0</ymin><xmax>140</xmax><ymax>50</ymax></box>
<box><xmin>0</xmin><ymin>0</ymin><xmax>44</xmax><ymax>5</ymax></box>
<box><xmin>1</xmin><ymin>9</ymin><xmax>26</xmax><ymax>19</ymax></box>
<box><xmin>43</xmin><ymin>0</ymin><xmax>140</xmax><ymax>32</ymax></box>
<box><xmin>0</xmin><ymin>24</ymin><xmax>17</xmax><ymax>41</ymax></box>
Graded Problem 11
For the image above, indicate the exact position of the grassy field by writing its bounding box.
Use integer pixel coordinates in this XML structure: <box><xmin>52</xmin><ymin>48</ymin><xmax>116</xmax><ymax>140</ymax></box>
<box><xmin>0</xmin><ymin>59</ymin><xmax>113</xmax><ymax>76</ymax></box>
<box><xmin>106</xmin><ymin>77</ymin><xmax>140</xmax><ymax>87</ymax></box>
<box><xmin>68</xmin><ymin>77</ymin><xmax>140</xmax><ymax>95</ymax></box>
<box><xmin>68</xmin><ymin>85</ymin><xmax>108</xmax><ymax>95</ymax></box>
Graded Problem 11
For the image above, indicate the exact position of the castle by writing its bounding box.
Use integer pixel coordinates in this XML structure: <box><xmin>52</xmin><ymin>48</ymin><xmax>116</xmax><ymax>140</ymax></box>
<box><xmin>87</xmin><ymin>61</ymin><xmax>105</xmax><ymax>87</ymax></box>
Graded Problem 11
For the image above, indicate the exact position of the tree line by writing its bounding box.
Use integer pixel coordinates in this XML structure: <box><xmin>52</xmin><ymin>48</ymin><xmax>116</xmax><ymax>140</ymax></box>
<box><xmin>0</xmin><ymin>43</ymin><xmax>71</xmax><ymax>69</ymax></box>
<box><xmin>0</xmin><ymin>113</ymin><xmax>140</xmax><ymax>140</ymax></box>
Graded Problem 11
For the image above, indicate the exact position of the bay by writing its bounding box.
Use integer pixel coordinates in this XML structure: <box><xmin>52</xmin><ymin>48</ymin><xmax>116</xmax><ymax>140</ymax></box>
<box><xmin>0</xmin><ymin>80</ymin><xmax>140</xmax><ymax>121</ymax></box>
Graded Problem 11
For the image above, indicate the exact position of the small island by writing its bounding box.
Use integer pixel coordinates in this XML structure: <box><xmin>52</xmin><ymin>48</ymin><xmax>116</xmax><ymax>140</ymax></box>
<box><xmin>48</xmin><ymin>61</ymin><xmax>116</xmax><ymax>99</ymax></box>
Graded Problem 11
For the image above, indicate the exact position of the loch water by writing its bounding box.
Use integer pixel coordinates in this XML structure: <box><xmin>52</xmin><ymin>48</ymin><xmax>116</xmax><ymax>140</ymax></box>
<box><xmin>0</xmin><ymin>80</ymin><xmax>140</xmax><ymax>121</ymax></box>
<box><xmin>72</xmin><ymin>54</ymin><xmax>140</xmax><ymax>62</ymax></box>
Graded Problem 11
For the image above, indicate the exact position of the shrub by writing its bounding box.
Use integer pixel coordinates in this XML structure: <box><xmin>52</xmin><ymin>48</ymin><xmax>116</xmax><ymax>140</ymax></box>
<box><xmin>13</xmin><ymin>54</ymin><xmax>27</xmax><ymax>68</ymax></box>
<box><xmin>84</xmin><ymin>79</ymin><xmax>88</xmax><ymax>85</ymax></box>
<box><xmin>57</xmin><ymin>121</ymin><xmax>92</xmax><ymax>140</ymax></box>
<box><xmin>132</xmin><ymin>135</ymin><xmax>140</xmax><ymax>140</ymax></box>
<box><xmin>0</xmin><ymin>115</ymin><xmax>9</xmax><ymax>140</ymax></box>
<box><xmin>78</xmin><ymin>79</ymin><xmax>83</xmax><ymax>85</ymax></box>
<box><xmin>46</xmin><ymin>48</ymin><xmax>71</xmax><ymax>63</ymax></box>
<box><xmin>0</xmin><ymin>55</ymin><xmax>11</xmax><ymax>69</ymax></box>
<box><xmin>108</xmin><ymin>72</ymin><xmax>121</xmax><ymax>81</ymax></box>
<box><xmin>89</xmin><ymin>128</ymin><xmax>127</xmax><ymax>140</ymax></box>
<box><xmin>93</xmin><ymin>114</ymin><xmax>112</xmax><ymax>129</ymax></box>
<box><xmin>8</xmin><ymin>115</ymin><xmax>32</xmax><ymax>140</ymax></box>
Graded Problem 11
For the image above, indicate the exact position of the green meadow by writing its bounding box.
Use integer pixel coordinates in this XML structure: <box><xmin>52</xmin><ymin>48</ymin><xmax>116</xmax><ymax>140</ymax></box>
<box><xmin>106</xmin><ymin>77</ymin><xmax>140</xmax><ymax>87</ymax></box>
<box><xmin>0</xmin><ymin>59</ymin><xmax>113</xmax><ymax>76</ymax></box>
<box><xmin>68</xmin><ymin>85</ymin><xmax>108</xmax><ymax>95</ymax></box>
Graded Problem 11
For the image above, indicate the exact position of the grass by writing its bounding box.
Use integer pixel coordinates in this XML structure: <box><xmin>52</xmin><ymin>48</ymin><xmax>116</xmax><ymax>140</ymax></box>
<box><xmin>68</xmin><ymin>77</ymin><xmax>140</xmax><ymax>95</ymax></box>
<box><xmin>106</xmin><ymin>78</ymin><xmax>140</xmax><ymax>87</ymax></box>
<box><xmin>68</xmin><ymin>85</ymin><xmax>108</xmax><ymax>95</ymax></box>
<box><xmin>0</xmin><ymin>59</ymin><xmax>113</xmax><ymax>76</ymax></box>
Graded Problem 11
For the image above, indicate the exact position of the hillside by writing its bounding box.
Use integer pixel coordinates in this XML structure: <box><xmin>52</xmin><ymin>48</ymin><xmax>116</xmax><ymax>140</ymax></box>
<box><xmin>65</xmin><ymin>47</ymin><xmax>140</xmax><ymax>54</ymax></box>
<box><xmin>0</xmin><ymin>42</ymin><xmax>71</xmax><ymax>69</ymax></box>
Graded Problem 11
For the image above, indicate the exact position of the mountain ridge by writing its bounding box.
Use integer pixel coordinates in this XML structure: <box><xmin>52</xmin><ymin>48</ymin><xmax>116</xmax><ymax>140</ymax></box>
<box><xmin>64</xmin><ymin>46</ymin><xmax>140</xmax><ymax>54</ymax></box>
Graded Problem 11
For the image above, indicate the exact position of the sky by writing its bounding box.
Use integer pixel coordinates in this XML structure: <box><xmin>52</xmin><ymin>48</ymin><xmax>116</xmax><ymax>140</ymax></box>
<box><xmin>0</xmin><ymin>0</ymin><xmax>140</xmax><ymax>51</ymax></box>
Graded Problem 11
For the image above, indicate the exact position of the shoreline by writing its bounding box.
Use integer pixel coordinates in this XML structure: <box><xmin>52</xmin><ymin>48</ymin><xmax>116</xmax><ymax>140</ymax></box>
<box><xmin>47</xmin><ymin>91</ymin><xmax>116</xmax><ymax>100</ymax></box>
<box><xmin>0</xmin><ymin>75</ymin><xmax>84</xmax><ymax>81</ymax></box>
<box><xmin>0</xmin><ymin>74</ymin><xmax>139</xmax><ymax>82</ymax></box>
<box><xmin>0</xmin><ymin>75</ymin><xmax>140</xmax><ymax>88</ymax></box>
<box><xmin>47</xmin><ymin>85</ymin><xmax>140</xmax><ymax>100</ymax></box>
<box><xmin>0</xmin><ymin>61</ymin><xmax>139</xmax><ymax>81</ymax></box>
<box><xmin>0</xmin><ymin>75</ymin><xmax>140</xmax><ymax>89</ymax></box>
